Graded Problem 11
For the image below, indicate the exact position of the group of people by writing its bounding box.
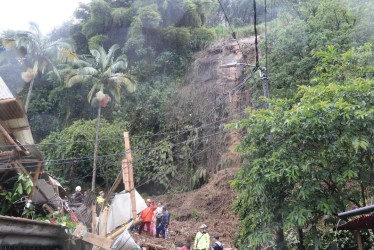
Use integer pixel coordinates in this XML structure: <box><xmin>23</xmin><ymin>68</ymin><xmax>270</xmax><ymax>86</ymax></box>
<box><xmin>190</xmin><ymin>224</ymin><xmax>223</xmax><ymax>250</ymax></box>
<box><xmin>138</xmin><ymin>199</ymin><xmax>170</xmax><ymax>239</ymax></box>
<box><xmin>138</xmin><ymin>199</ymin><xmax>224</xmax><ymax>250</ymax></box>
<box><xmin>71</xmin><ymin>188</ymin><xmax>224</xmax><ymax>249</ymax></box>
<box><xmin>70</xmin><ymin>186</ymin><xmax>106</xmax><ymax>206</ymax></box>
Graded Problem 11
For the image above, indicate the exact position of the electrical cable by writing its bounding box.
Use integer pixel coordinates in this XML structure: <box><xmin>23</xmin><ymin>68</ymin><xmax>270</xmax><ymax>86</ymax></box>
<box><xmin>217</xmin><ymin>0</ymin><xmax>248</xmax><ymax>61</ymax></box>
<box><xmin>253</xmin><ymin>0</ymin><xmax>259</xmax><ymax>65</ymax></box>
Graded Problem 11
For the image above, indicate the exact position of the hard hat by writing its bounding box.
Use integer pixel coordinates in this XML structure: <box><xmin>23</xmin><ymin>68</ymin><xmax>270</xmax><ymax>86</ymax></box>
<box><xmin>199</xmin><ymin>224</ymin><xmax>208</xmax><ymax>229</ymax></box>
<box><xmin>146</xmin><ymin>199</ymin><xmax>152</xmax><ymax>203</ymax></box>
<box><xmin>99</xmin><ymin>191</ymin><xmax>104</xmax><ymax>195</ymax></box>
<box><xmin>75</xmin><ymin>186</ymin><xmax>81</xmax><ymax>192</ymax></box>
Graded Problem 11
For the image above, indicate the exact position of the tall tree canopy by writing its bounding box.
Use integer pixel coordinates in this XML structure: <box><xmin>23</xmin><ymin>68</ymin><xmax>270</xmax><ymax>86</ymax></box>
<box><xmin>231</xmin><ymin>44</ymin><xmax>374</xmax><ymax>248</ymax></box>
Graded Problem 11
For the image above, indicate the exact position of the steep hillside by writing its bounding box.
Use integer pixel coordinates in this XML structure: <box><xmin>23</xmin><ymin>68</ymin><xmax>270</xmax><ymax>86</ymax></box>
<box><xmin>166</xmin><ymin>37</ymin><xmax>259</xmax><ymax>189</ymax></box>
<box><xmin>133</xmin><ymin>37</ymin><xmax>260</xmax><ymax>248</ymax></box>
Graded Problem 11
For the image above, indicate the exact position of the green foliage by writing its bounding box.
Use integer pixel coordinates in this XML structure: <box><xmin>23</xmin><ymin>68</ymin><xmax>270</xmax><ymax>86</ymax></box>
<box><xmin>192</xmin><ymin>209</ymin><xmax>206</xmax><ymax>221</ymax></box>
<box><xmin>82</xmin><ymin>0</ymin><xmax>112</xmax><ymax>39</ymax></box>
<box><xmin>161</xmin><ymin>26</ymin><xmax>191</xmax><ymax>53</ymax></box>
<box><xmin>88</xmin><ymin>34</ymin><xmax>109</xmax><ymax>50</ymax></box>
<box><xmin>123</xmin><ymin>17</ymin><xmax>146</xmax><ymax>59</ymax></box>
<box><xmin>111</xmin><ymin>7</ymin><xmax>134</xmax><ymax>27</ymax></box>
<box><xmin>133</xmin><ymin>139</ymin><xmax>176</xmax><ymax>190</ymax></box>
<box><xmin>0</xmin><ymin>174</ymin><xmax>33</xmax><ymax>216</ymax></box>
<box><xmin>41</xmin><ymin>119</ymin><xmax>130</xmax><ymax>190</ymax></box>
<box><xmin>231</xmin><ymin>44</ymin><xmax>374</xmax><ymax>248</ymax></box>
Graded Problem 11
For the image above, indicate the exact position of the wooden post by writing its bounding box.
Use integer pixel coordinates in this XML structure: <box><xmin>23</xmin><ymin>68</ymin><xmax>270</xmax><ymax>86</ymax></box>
<box><xmin>122</xmin><ymin>159</ymin><xmax>130</xmax><ymax>191</ymax></box>
<box><xmin>101</xmin><ymin>207</ymin><xmax>109</xmax><ymax>237</ymax></box>
<box><xmin>92</xmin><ymin>203</ymin><xmax>97</xmax><ymax>234</ymax></box>
<box><xmin>355</xmin><ymin>230</ymin><xmax>363</xmax><ymax>250</ymax></box>
<box><xmin>124</xmin><ymin>132</ymin><xmax>137</xmax><ymax>220</ymax></box>
<box><xmin>28</xmin><ymin>162</ymin><xmax>42</xmax><ymax>201</ymax></box>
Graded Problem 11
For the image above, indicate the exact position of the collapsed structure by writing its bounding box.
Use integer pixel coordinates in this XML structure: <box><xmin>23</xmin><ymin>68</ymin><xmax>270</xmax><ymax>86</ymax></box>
<box><xmin>0</xmin><ymin>77</ymin><xmax>152</xmax><ymax>249</ymax></box>
<box><xmin>0</xmin><ymin>77</ymin><xmax>69</xmax><ymax>248</ymax></box>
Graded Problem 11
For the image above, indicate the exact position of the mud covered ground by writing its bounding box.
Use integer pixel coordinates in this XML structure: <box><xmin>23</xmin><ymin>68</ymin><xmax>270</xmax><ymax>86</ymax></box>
<box><xmin>132</xmin><ymin>168</ymin><xmax>239</xmax><ymax>249</ymax></box>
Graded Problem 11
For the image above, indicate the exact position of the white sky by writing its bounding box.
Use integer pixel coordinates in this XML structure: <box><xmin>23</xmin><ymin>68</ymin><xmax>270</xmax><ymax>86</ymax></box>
<box><xmin>0</xmin><ymin>0</ymin><xmax>91</xmax><ymax>34</ymax></box>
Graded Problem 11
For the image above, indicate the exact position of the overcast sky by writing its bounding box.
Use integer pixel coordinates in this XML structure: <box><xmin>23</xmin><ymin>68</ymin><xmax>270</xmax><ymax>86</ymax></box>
<box><xmin>0</xmin><ymin>0</ymin><xmax>91</xmax><ymax>34</ymax></box>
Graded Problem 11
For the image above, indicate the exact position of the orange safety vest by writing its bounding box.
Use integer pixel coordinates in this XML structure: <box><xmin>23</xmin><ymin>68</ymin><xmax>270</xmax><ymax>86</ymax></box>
<box><xmin>140</xmin><ymin>204</ymin><xmax>156</xmax><ymax>222</ymax></box>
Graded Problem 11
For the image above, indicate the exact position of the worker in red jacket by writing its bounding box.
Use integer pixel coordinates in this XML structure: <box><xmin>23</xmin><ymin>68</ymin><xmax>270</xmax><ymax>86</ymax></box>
<box><xmin>138</xmin><ymin>199</ymin><xmax>157</xmax><ymax>235</ymax></box>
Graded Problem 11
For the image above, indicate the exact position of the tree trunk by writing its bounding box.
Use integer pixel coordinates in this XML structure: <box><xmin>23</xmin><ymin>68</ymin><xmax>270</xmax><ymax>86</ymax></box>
<box><xmin>298</xmin><ymin>228</ymin><xmax>306</xmax><ymax>250</ymax></box>
<box><xmin>24</xmin><ymin>76</ymin><xmax>35</xmax><ymax>113</ymax></box>
<box><xmin>92</xmin><ymin>105</ymin><xmax>101</xmax><ymax>191</ymax></box>
<box><xmin>313</xmin><ymin>225</ymin><xmax>319</xmax><ymax>250</ymax></box>
<box><xmin>275</xmin><ymin>228</ymin><xmax>287</xmax><ymax>250</ymax></box>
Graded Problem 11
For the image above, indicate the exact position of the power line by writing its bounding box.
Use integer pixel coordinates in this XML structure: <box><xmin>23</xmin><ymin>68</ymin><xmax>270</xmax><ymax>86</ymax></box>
<box><xmin>253</xmin><ymin>0</ymin><xmax>259</xmax><ymax>65</ymax></box>
<box><xmin>217</xmin><ymin>0</ymin><xmax>247</xmax><ymax>61</ymax></box>
<box><xmin>0</xmin><ymin>109</ymin><xmax>243</xmax><ymax>150</ymax></box>
<box><xmin>0</xmin><ymin>128</ymin><xmax>229</xmax><ymax>171</ymax></box>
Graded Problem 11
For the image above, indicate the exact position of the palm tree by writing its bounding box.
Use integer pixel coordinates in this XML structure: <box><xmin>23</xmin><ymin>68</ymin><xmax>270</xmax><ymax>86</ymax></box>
<box><xmin>66</xmin><ymin>44</ymin><xmax>136</xmax><ymax>191</ymax></box>
<box><xmin>2</xmin><ymin>22</ymin><xmax>76</xmax><ymax>112</ymax></box>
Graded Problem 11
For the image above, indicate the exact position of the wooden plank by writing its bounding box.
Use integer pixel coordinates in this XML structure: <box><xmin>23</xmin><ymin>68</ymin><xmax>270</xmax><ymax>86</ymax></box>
<box><xmin>28</xmin><ymin>162</ymin><xmax>42</xmax><ymax>201</ymax></box>
<box><xmin>0</xmin><ymin>151</ymin><xmax>14</xmax><ymax>157</ymax></box>
<box><xmin>0</xmin><ymin>122</ymin><xmax>23</xmax><ymax>152</ymax></box>
<box><xmin>107</xmin><ymin>222</ymin><xmax>129</xmax><ymax>240</ymax></box>
<box><xmin>101</xmin><ymin>207</ymin><xmax>109</xmax><ymax>237</ymax></box>
<box><xmin>122</xmin><ymin>159</ymin><xmax>130</xmax><ymax>191</ymax></box>
<box><xmin>124</xmin><ymin>132</ymin><xmax>137</xmax><ymax>220</ymax></box>
<box><xmin>92</xmin><ymin>203</ymin><xmax>97</xmax><ymax>233</ymax></box>
<box><xmin>10</xmin><ymin>126</ymin><xmax>30</xmax><ymax>133</ymax></box>
<box><xmin>14</xmin><ymin>161</ymin><xmax>29</xmax><ymax>175</ymax></box>
<box><xmin>82</xmin><ymin>232</ymin><xmax>113</xmax><ymax>249</ymax></box>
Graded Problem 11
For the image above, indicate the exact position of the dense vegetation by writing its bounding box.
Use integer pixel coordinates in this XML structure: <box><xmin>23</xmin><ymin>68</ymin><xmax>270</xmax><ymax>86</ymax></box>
<box><xmin>1</xmin><ymin>0</ymin><xmax>374</xmax><ymax>248</ymax></box>
<box><xmin>0</xmin><ymin>0</ymin><xmax>266</xmax><ymax>194</ymax></box>
<box><xmin>231</xmin><ymin>0</ymin><xmax>374</xmax><ymax>249</ymax></box>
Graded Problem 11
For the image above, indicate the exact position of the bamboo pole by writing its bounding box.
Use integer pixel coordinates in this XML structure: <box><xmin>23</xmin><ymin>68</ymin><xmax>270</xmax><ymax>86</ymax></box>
<box><xmin>0</xmin><ymin>122</ymin><xmax>24</xmax><ymax>152</ymax></box>
<box><xmin>124</xmin><ymin>132</ymin><xmax>137</xmax><ymax>220</ymax></box>
<box><xmin>122</xmin><ymin>159</ymin><xmax>130</xmax><ymax>191</ymax></box>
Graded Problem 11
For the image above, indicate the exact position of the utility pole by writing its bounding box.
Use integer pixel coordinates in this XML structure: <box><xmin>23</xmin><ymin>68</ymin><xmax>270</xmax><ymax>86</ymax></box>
<box><xmin>259</xmin><ymin>67</ymin><xmax>270</xmax><ymax>109</ymax></box>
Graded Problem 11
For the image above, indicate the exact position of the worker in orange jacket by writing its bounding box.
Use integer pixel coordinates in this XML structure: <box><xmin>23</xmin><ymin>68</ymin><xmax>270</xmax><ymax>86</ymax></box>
<box><xmin>138</xmin><ymin>199</ymin><xmax>157</xmax><ymax>235</ymax></box>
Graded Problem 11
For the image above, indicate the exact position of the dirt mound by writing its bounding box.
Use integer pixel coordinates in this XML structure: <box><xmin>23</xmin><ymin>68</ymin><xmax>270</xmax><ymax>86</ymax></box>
<box><xmin>133</xmin><ymin>168</ymin><xmax>239</xmax><ymax>249</ymax></box>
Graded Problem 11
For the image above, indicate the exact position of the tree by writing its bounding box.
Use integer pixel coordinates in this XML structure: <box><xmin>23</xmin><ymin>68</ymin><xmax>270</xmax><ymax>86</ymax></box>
<box><xmin>41</xmin><ymin>119</ymin><xmax>130</xmax><ymax>190</ymax></box>
<box><xmin>2</xmin><ymin>22</ymin><xmax>76</xmax><ymax>112</ymax></box>
<box><xmin>231</xmin><ymin>44</ymin><xmax>374</xmax><ymax>248</ymax></box>
<box><xmin>66</xmin><ymin>44</ymin><xmax>136</xmax><ymax>191</ymax></box>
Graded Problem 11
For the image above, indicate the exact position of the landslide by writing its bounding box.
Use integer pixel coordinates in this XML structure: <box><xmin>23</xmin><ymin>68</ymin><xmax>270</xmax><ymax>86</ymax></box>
<box><xmin>133</xmin><ymin>37</ymin><xmax>259</xmax><ymax>249</ymax></box>
<box><xmin>133</xmin><ymin>168</ymin><xmax>239</xmax><ymax>249</ymax></box>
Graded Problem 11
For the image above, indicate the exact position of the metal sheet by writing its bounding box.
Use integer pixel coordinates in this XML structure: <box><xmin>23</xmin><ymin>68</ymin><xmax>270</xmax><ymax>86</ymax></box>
<box><xmin>0</xmin><ymin>77</ymin><xmax>14</xmax><ymax>100</ymax></box>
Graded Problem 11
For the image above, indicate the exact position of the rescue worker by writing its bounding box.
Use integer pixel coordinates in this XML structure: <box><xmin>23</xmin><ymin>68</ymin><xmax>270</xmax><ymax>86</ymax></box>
<box><xmin>97</xmin><ymin>190</ymin><xmax>105</xmax><ymax>205</ymax></box>
<box><xmin>211</xmin><ymin>235</ymin><xmax>223</xmax><ymax>250</ymax></box>
<box><xmin>71</xmin><ymin>186</ymin><xmax>83</xmax><ymax>203</ymax></box>
<box><xmin>193</xmin><ymin>224</ymin><xmax>210</xmax><ymax>250</ymax></box>
<box><xmin>156</xmin><ymin>207</ymin><xmax>170</xmax><ymax>239</ymax></box>
<box><xmin>138</xmin><ymin>199</ymin><xmax>157</xmax><ymax>235</ymax></box>
<box><xmin>156</xmin><ymin>202</ymin><xmax>163</xmax><ymax>228</ymax></box>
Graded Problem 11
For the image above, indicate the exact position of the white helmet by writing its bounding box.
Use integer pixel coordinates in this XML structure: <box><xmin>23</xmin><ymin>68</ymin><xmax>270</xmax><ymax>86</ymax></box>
<box><xmin>75</xmin><ymin>186</ymin><xmax>81</xmax><ymax>192</ymax></box>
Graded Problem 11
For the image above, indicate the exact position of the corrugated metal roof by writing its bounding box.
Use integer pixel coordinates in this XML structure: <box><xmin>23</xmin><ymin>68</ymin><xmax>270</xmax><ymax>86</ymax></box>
<box><xmin>0</xmin><ymin>77</ymin><xmax>14</xmax><ymax>100</ymax></box>
<box><xmin>337</xmin><ymin>213</ymin><xmax>374</xmax><ymax>230</ymax></box>
<box><xmin>0</xmin><ymin>98</ymin><xmax>25</xmax><ymax>120</ymax></box>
